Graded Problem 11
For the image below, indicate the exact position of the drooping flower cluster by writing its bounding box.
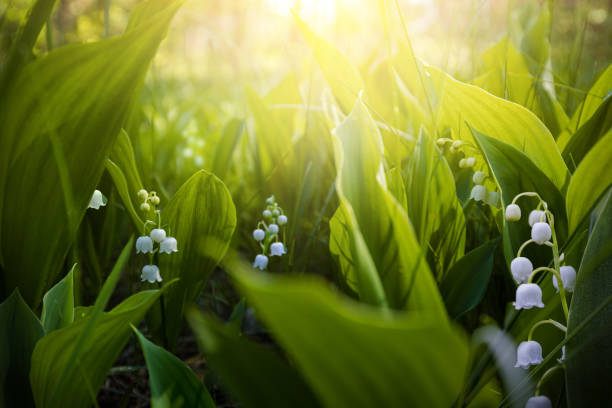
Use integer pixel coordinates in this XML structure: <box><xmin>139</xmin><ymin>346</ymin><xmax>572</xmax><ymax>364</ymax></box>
<box><xmin>252</xmin><ymin>195</ymin><xmax>287</xmax><ymax>270</ymax></box>
<box><xmin>88</xmin><ymin>189</ymin><xmax>107</xmax><ymax>210</ymax></box>
<box><xmin>135</xmin><ymin>189</ymin><xmax>178</xmax><ymax>283</ymax></box>
<box><xmin>505</xmin><ymin>192</ymin><xmax>574</xmax><ymax>406</ymax></box>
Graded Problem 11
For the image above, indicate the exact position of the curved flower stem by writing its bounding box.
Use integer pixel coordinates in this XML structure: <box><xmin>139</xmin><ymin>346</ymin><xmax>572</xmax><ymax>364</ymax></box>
<box><xmin>535</xmin><ymin>364</ymin><xmax>565</xmax><ymax>395</ymax></box>
<box><xmin>511</xmin><ymin>192</ymin><xmax>543</xmax><ymax>205</ymax></box>
<box><xmin>517</xmin><ymin>239</ymin><xmax>534</xmax><ymax>257</ymax></box>
<box><xmin>527</xmin><ymin>319</ymin><xmax>567</xmax><ymax>341</ymax></box>
<box><xmin>528</xmin><ymin>266</ymin><xmax>569</xmax><ymax>321</ymax></box>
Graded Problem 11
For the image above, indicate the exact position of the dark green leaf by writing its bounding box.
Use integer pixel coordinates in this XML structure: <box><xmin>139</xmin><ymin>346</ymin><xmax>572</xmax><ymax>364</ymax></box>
<box><xmin>41</xmin><ymin>265</ymin><xmax>75</xmax><ymax>334</ymax></box>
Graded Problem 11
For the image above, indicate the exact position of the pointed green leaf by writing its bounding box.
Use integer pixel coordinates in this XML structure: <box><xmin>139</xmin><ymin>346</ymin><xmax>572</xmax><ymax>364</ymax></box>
<box><xmin>133</xmin><ymin>327</ymin><xmax>215</xmax><ymax>408</ymax></box>
<box><xmin>154</xmin><ymin>170</ymin><xmax>236</xmax><ymax>347</ymax></box>
<box><xmin>0</xmin><ymin>290</ymin><xmax>44</xmax><ymax>408</ymax></box>
<box><xmin>41</xmin><ymin>265</ymin><xmax>75</xmax><ymax>334</ymax></box>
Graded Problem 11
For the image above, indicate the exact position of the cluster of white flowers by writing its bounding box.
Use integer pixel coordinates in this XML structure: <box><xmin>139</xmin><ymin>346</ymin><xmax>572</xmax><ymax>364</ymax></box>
<box><xmin>252</xmin><ymin>195</ymin><xmax>287</xmax><ymax>270</ymax></box>
<box><xmin>135</xmin><ymin>189</ymin><xmax>178</xmax><ymax>283</ymax></box>
<box><xmin>469</xmin><ymin>171</ymin><xmax>500</xmax><ymax>207</ymax></box>
<box><xmin>505</xmin><ymin>192</ymin><xmax>573</xmax><ymax>407</ymax></box>
<box><xmin>88</xmin><ymin>189</ymin><xmax>107</xmax><ymax>210</ymax></box>
<box><xmin>137</xmin><ymin>188</ymin><xmax>160</xmax><ymax>213</ymax></box>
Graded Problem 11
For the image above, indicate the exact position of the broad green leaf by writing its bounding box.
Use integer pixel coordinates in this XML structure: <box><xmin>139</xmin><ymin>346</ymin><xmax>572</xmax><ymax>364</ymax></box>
<box><xmin>293</xmin><ymin>14</ymin><xmax>364</xmax><ymax>113</ymax></box>
<box><xmin>405</xmin><ymin>131</ymin><xmax>465</xmax><ymax>278</ymax></box>
<box><xmin>188</xmin><ymin>310</ymin><xmax>320</xmax><ymax>408</ymax></box>
<box><xmin>561</xmin><ymin>94</ymin><xmax>612</xmax><ymax>169</ymax></box>
<box><xmin>228</xmin><ymin>261</ymin><xmax>469</xmax><ymax>408</ymax></box>
<box><xmin>440</xmin><ymin>238</ymin><xmax>500</xmax><ymax>319</ymax></box>
<box><xmin>0</xmin><ymin>0</ymin><xmax>184</xmax><ymax>307</ymax></box>
<box><xmin>30</xmin><ymin>237</ymin><xmax>137</xmax><ymax>408</ymax></box>
<box><xmin>154</xmin><ymin>170</ymin><xmax>236</xmax><ymax>347</ymax></box>
<box><xmin>31</xmin><ymin>289</ymin><xmax>169</xmax><ymax>408</ymax></box>
<box><xmin>472</xmin><ymin>129</ymin><xmax>567</xmax><ymax>266</ymax></box>
<box><xmin>41</xmin><ymin>265</ymin><xmax>75</xmax><ymax>334</ymax></box>
<box><xmin>566</xmin><ymin>129</ymin><xmax>612</xmax><ymax>236</ymax></box>
<box><xmin>331</xmin><ymin>95</ymin><xmax>446</xmax><ymax>316</ymax></box>
<box><xmin>133</xmin><ymin>327</ymin><xmax>215</xmax><ymax>408</ymax></box>
<box><xmin>386</xmin><ymin>167</ymin><xmax>407</xmax><ymax>210</ymax></box>
<box><xmin>557</xmin><ymin>63</ymin><xmax>612</xmax><ymax>148</ymax></box>
<box><xmin>566</xmin><ymin>190</ymin><xmax>612</xmax><ymax>406</ymax></box>
<box><xmin>427</xmin><ymin>65</ymin><xmax>569</xmax><ymax>191</ymax></box>
<box><xmin>0</xmin><ymin>290</ymin><xmax>44</xmax><ymax>408</ymax></box>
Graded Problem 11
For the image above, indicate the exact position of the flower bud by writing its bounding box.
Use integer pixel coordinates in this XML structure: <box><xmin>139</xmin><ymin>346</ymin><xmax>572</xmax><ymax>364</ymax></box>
<box><xmin>458</xmin><ymin>158</ymin><xmax>467</xmax><ymax>168</ymax></box>
<box><xmin>525</xmin><ymin>396</ymin><xmax>551</xmax><ymax>408</ymax></box>
<box><xmin>451</xmin><ymin>140</ymin><xmax>462</xmax><ymax>150</ymax></box>
<box><xmin>528</xmin><ymin>210</ymin><xmax>545</xmax><ymax>227</ymax></box>
<box><xmin>436</xmin><ymin>138</ymin><xmax>447</xmax><ymax>146</ymax></box>
<box><xmin>505</xmin><ymin>204</ymin><xmax>521</xmax><ymax>221</ymax></box>
<box><xmin>465</xmin><ymin>157</ymin><xmax>476</xmax><ymax>167</ymax></box>
<box><xmin>270</xmin><ymin>242</ymin><xmax>286</xmax><ymax>257</ymax></box>
<box><xmin>137</xmin><ymin>189</ymin><xmax>148</xmax><ymax>201</ymax></box>
<box><xmin>150</xmin><ymin>195</ymin><xmax>160</xmax><ymax>205</ymax></box>
<box><xmin>552</xmin><ymin>265</ymin><xmax>577</xmax><ymax>293</ymax></box>
<box><xmin>513</xmin><ymin>283</ymin><xmax>545</xmax><ymax>309</ymax></box>
<box><xmin>150</xmin><ymin>228</ymin><xmax>167</xmax><ymax>243</ymax></box>
<box><xmin>268</xmin><ymin>224</ymin><xmax>279</xmax><ymax>234</ymax></box>
<box><xmin>470</xmin><ymin>185</ymin><xmax>488</xmax><ymax>202</ymax></box>
<box><xmin>253</xmin><ymin>254</ymin><xmax>269</xmax><ymax>270</ymax></box>
<box><xmin>136</xmin><ymin>236</ymin><xmax>153</xmax><ymax>254</ymax></box>
<box><xmin>141</xmin><ymin>265</ymin><xmax>162</xmax><ymax>283</ymax></box>
<box><xmin>511</xmin><ymin>257</ymin><xmax>533</xmax><ymax>284</ymax></box>
<box><xmin>531</xmin><ymin>222</ymin><xmax>552</xmax><ymax>244</ymax></box>
<box><xmin>140</xmin><ymin>202</ymin><xmax>151</xmax><ymax>212</ymax></box>
<box><xmin>515</xmin><ymin>340</ymin><xmax>543</xmax><ymax>369</ymax></box>
<box><xmin>263</xmin><ymin>209</ymin><xmax>272</xmax><ymax>218</ymax></box>
<box><xmin>88</xmin><ymin>190</ymin><xmax>107</xmax><ymax>210</ymax></box>
<box><xmin>277</xmin><ymin>215</ymin><xmax>288</xmax><ymax>225</ymax></box>
<box><xmin>160</xmin><ymin>237</ymin><xmax>178</xmax><ymax>254</ymax></box>
<box><xmin>265</xmin><ymin>195</ymin><xmax>275</xmax><ymax>205</ymax></box>
<box><xmin>472</xmin><ymin>171</ymin><xmax>486</xmax><ymax>185</ymax></box>
<box><xmin>253</xmin><ymin>229</ymin><xmax>266</xmax><ymax>241</ymax></box>
<box><xmin>272</xmin><ymin>209</ymin><xmax>280</xmax><ymax>217</ymax></box>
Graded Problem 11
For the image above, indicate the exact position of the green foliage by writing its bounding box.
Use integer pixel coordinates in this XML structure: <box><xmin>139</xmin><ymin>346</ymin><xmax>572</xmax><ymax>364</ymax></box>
<box><xmin>566</xmin><ymin>190</ymin><xmax>612</xmax><ymax>405</ymax></box>
<box><xmin>41</xmin><ymin>265</ymin><xmax>75</xmax><ymax>334</ymax></box>
<box><xmin>440</xmin><ymin>238</ymin><xmax>499</xmax><ymax>319</ymax></box>
<box><xmin>0</xmin><ymin>0</ymin><xmax>184</xmax><ymax>307</ymax></box>
<box><xmin>227</xmin><ymin>260</ymin><xmax>469</xmax><ymax>408</ymax></box>
<box><xmin>0</xmin><ymin>290</ymin><xmax>44</xmax><ymax>408</ymax></box>
<box><xmin>153</xmin><ymin>170</ymin><xmax>236</xmax><ymax>347</ymax></box>
<box><xmin>188</xmin><ymin>310</ymin><xmax>320</xmax><ymax>408</ymax></box>
<box><xmin>133</xmin><ymin>327</ymin><xmax>215</xmax><ymax>408</ymax></box>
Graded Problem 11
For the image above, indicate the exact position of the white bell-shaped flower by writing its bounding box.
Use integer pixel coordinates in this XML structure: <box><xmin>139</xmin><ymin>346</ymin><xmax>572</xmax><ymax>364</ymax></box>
<box><xmin>471</xmin><ymin>185</ymin><xmax>488</xmax><ymax>201</ymax></box>
<box><xmin>88</xmin><ymin>189</ymin><xmax>107</xmax><ymax>210</ymax></box>
<box><xmin>531</xmin><ymin>222</ymin><xmax>552</xmax><ymax>244</ymax></box>
<box><xmin>262</xmin><ymin>209</ymin><xmax>272</xmax><ymax>218</ymax></box>
<box><xmin>552</xmin><ymin>265</ymin><xmax>577</xmax><ymax>293</ymax></box>
<box><xmin>525</xmin><ymin>395</ymin><xmax>552</xmax><ymax>408</ymax></box>
<box><xmin>505</xmin><ymin>204</ymin><xmax>521</xmax><ymax>221</ymax></box>
<box><xmin>277</xmin><ymin>215</ymin><xmax>288</xmax><ymax>225</ymax></box>
<box><xmin>141</xmin><ymin>265</ymin><xmax>162</xmax><ymax>283</ymax></box>
<box><xmin>160</xmin><ymin>237</ymin><xmax>178</xmax><ymax>254</ymax></box>
<box><xmin>511</xmin><ymin>257</ymin><xmax>533</xmax><ymax>283</ymax></box>
<box><xmin>136</xmin><ymin>236</ymin><xmax>153</xmax><ymax>254</ymax></box>
<box><xmin>140</xmin><ymin>202</ymin><xmax>151</xmax><ymax>212</ymax></box>
<box><xmin>253</xmin><ymin>254</ymin><xmax>269</xmax><ymax>270</ymax></box>
<box><xmin>253</xmin><ymin>229</ymin><xmax>266</xmax><ymax>241</ymax></box>
<box><xmin>473</xmin><ymin>171</ymin><xmax>486</xmax><ymax>185</ymax></box>
<box><xmin>515</xmin><ymin>340</ymin><xmax>543</xmax><ymax>369</ymax></box>
<box><xmin>268</xmin><ymin>224</ymin><xmax>279</xmax><ymax>234</ymax></box>
<box><xmin>528</xmin><ymin>210</ymin><xmax>545</xmax><ymax>227</ymax></box>
<box><xmin>270</xmin><ymin>242</ymin><xmax>286</xmax><ymax>257</ymax></box>
<box><xmin>150</xmin><ymin>228</ymin><xmax>166</xmax><ymax>243</ymax></box>
<box><xmin>513</xmin><ymin>283</ymin><xmax>545</xmax><ymax>309</ymax></box>
<box><xmin>465</xmin><ymin>157</ymin><xmax>476</xmax><ymax>167</ymax></box>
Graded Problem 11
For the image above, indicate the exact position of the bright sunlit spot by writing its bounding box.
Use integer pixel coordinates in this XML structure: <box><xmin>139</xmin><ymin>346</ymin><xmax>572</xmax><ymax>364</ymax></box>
<box><xmin>267</xmin><ymin>0</ymin><xmax>337</xmax><ymax>25</ymax></box>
